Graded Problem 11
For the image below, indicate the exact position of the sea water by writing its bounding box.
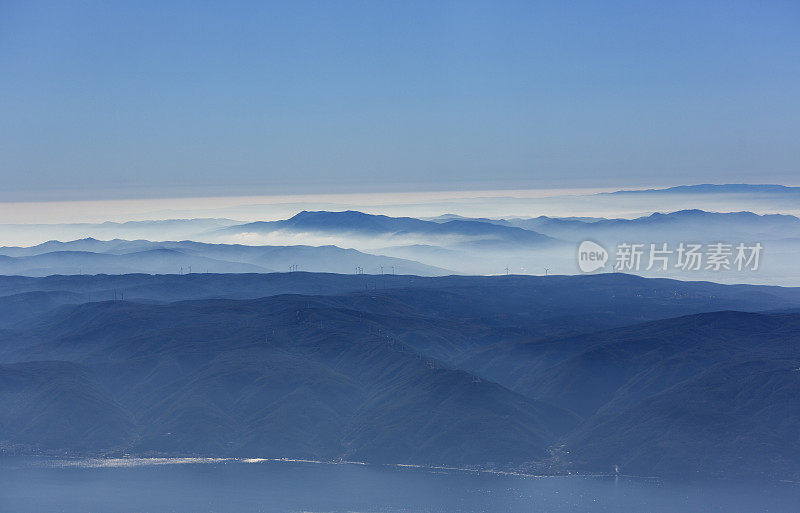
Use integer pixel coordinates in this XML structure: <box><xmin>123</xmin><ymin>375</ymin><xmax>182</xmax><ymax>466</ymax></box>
<box><xmin>1</xmin><ymin>457</ymin><xmax>798</xmax><ymax>513</ymax></box>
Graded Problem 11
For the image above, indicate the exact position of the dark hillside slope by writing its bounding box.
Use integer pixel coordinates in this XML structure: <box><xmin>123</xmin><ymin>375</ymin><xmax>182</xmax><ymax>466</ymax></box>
<box><xmin>0</xmin><ymin>298</ymin><xmax>578</xmax><ymax>465</ymax></box>
<box><xmin>2</xmin><ymin>273</ymin><xmax>800</xmax><ymax>333</ymax></box>
<box><xmin>1</xmin><ymin>275</ymin><xmax>800</xmax><ymax>478</ymax></box>
<box><xmin>518</xmin><ymin>311</ymin><xmax>800</xmax><ymax>479</ymax></box>
<box><xmin>0</xmin><ymin>361</ymin><xmax>135</xmax><ymax>452</ymax></box>
<box><xmin>0</xmin><ymin>290</ymin><xmax>87</xmax><ymax>326</ymax></box>
<box><xmin>519</xmin><ymin>311</ymin><xmax>800</xmax><ymax>418</ymax></box>
<box><xmin>567</xmin><ymin>358</ymin><xmax>800</xmax><ymax>480</ymax></box>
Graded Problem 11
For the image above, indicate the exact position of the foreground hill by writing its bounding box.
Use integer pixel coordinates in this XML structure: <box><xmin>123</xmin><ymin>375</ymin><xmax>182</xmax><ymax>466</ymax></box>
<box><xmin>558</xmin><ymin>311</ymin><xmax>800</xmax><ymax>479</ymax></box>
<box><xmin>463</xmin><ymin>310</ymin><xmax>800</xmax><ymax>479</ymax></box>
<box><xmin>568</xmin><ymin>357</ymin><xmax>800</xmax><ymax>480</ymax></box>
<box><xmin>0</xmin><ymin>297</ymin><xmax>577</xmax><ymax>465</ymax></box>
<box><xmin>2</xmin><ymin>272</ymin><xmax>799</xmax><ymax>331</ymax></box>
<box><xmin>1</xmin><ymin>273</ymin><xmax>800</xmax><ymax>478</ymax></box>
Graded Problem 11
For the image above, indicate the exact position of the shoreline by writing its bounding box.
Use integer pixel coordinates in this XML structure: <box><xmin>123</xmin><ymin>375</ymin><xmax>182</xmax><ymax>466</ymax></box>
<box><xmin>8</xmin><ymin>455</ymin><xmax>663</xmax><ymax>482</ymax></box>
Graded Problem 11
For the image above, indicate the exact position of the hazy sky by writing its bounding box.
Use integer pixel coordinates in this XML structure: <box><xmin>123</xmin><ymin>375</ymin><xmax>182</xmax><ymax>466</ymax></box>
<box><xmin>2</xmin><ymin>0</ymin><xmax>799</xmax><ymax>201</ymax></box>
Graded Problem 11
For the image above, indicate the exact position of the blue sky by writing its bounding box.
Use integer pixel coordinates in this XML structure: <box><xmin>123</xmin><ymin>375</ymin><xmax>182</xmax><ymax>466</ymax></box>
<box><xmin>1</xmin><ymin>0</ymin><xmax>799</xmax><ymax>200</ymax></box>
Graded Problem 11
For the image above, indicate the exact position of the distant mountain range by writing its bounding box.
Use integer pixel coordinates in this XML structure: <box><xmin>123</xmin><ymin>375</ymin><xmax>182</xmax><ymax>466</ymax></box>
<box><xmin>222</xmin><ymin>207</ymin><xmax>800</xmax><ymax>247</ymax></box>
<box><xmin>3</xmin><ymin>207</ymin><xmax>800</xmax><ymax>282</ymax></box>
<box><xmin>604</xmin><ymin>184</ymin><xmax>800</xmax><ymax>195</ymax></box>
<box><xmin>0</xmin><ymin>218</ymin><xmax>242</xmax><ymax>247</ymax></box>
<box><xmin>502</xmin><ymin>209</ymin><xmax>800</xmax><ymax>242</ymax></box>
<box><xmin>0</xmin><ymin>239</ymin><xmax>449</xmax><ymax>277</ymax></box>
<box><xmin>2</xmin><ymin>272</ymin><xmax>800</xmax><ymax>479</ymax></box>
<box><xmin>217</xmin><ymin>210</ymin><xmax>557</xmax><ymax>248</ymax></box>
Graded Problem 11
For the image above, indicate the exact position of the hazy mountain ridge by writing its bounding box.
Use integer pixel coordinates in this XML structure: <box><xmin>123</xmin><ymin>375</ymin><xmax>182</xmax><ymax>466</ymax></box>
<box><xmin>0</xmin><ymin>218</ymin><xmax>243</xmax><ymax>248</ymax></box>
<box><xmin>4</xmin><ymin>207</ymin><xmax>800</xmax><ymax>283</ymax></box>
<box><xmin>0</xmin><ymin>239</ymin><xmax>449</xmax><ymax>277</ymax></box>
<box><xmin>604</xmin><ymin>184</ymin><xmax>800</xmax><ymax>195</ymax></box>
<box><xmin>451</xmin><ymin>209</ymin><xmax>800</xmax><ymax>241</ymax></box>
<box><xmin>217</xmin><ymin>210</ymin><xmax>557</xmax><ymax>247</ymax></box>
<box><xmin>212</xmin><ymin>209</ymin><xmax>800</xmax><ymax>282</ymax></box>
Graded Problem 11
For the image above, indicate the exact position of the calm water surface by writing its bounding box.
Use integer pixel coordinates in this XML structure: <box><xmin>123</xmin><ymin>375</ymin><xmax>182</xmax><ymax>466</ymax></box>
<box><xmin>1</xmin><ymin>458</ymin><xmax>798</xmax><ymax>513</ymax></box>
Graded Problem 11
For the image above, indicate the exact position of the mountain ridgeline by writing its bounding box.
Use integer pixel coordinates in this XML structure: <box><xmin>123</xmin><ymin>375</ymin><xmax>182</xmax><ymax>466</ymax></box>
<box><xmin>4</xmin><ymin>207</ymin><xmax>800</xmax><ymax>283</ymax></box>
<box><xmin>0</xmin><ymin>239</ymin><xmax>449</xmax><ymax>277</ymax></box>
<box><xmin>1</xmin><ymin>272</ymin><xmax>799</xmax><ymax>480</ymax></box>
